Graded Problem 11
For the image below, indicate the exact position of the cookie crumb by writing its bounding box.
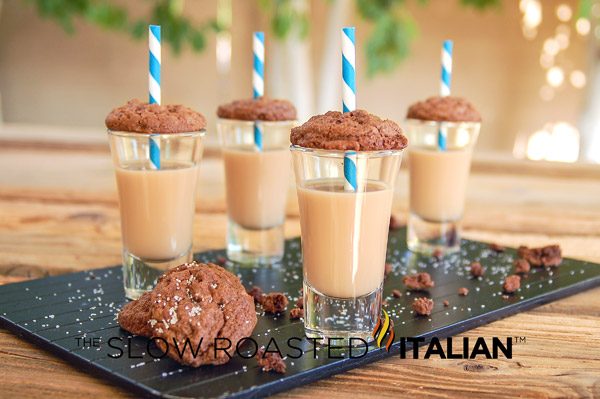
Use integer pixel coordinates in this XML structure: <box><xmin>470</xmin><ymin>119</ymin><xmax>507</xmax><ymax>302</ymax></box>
<box><xmin>256</xmin><ymin>348</ymin><xmax>286</xmax><ymax>374</ymax></box>
<box><xmin>389</xmin><ymin>215</ymin><xmax>402</xmax><ymax>230</ymax></box>
<box><xmin>432</xmin><ymin>249</ymin><xmax>443</xmax><ymax>260</ymax></box>
<box><xmin>262</xmin><ymin>292</ymin><xmax>289</xmax><ymax>314</ymax></box>
<box><xmin>518</xmin><ymin>244</ymin><xmax>562</xmax><ymax>267</ymax></box>
<box><xmin>215</xmin><ymin>256</ymin><xmax>227</xmax><ymax>266</ymax></box>
<box><xmin>489</xmin><ymin>243</ymin><xmax>505</xmax><ymax>253</ymax></box>
<box><xmin>247</xmin><ymin>286</ymin><xmax>264</xmax><ymax>303</ymax></box>
<box><xmin>514</xmin><ymin>258</ymin><xmax>531</xmax><ymax>274</ymax></box>
<box><xmin>443</xmin><ymin>300</ymin><xmax>450</xmax><ymax>307</ymax></box>
<box><xmin>392</xmin><ymin>289</ymin><xmax>403</xmax><ymax>298</ymax></box>
<box><xmin>458</xmin><ymin>287</ymin><xmax>469</xmax><ymax>296</ymax></box>
<box><xmin>469</xmin><ymin>261</ymin><xmax>485</xmax><ymax>277</ymax></box>
<box><xmin>412</xmin><ymin>297</ymin><xmax>434</xmax><ymax>316</ymax></box>
<box><xmin>503</xmin><ymin>275</ymin><xmax>521</xmax><ymax>294</ymax></box>
<box><xmin>403</xmin><ymin>272</ymin><xmax>435</xmax><ymax>291</ymax></box>
<box><xmin>289</xmin><ymin>307</ymin><xmax>304</xmax><ymax>320</ymax></box>
<box><xmin>384</xmin><ymin>263</ymin><xmax>393</xmax><ymax>277</ymax></box>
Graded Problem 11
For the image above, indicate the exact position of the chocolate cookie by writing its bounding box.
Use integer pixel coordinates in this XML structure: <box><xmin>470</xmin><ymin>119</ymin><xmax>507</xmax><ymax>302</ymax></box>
<box><xmin>117</xmin><ymin>292</ymin><xmax>153</xmax><ymax>337</ymax></box>
<box><xmin>147</xmin><ymin>262</ymin><xmax>257</xmax><ymax>367</ymax></box>
<box><xmin>217</xmin><ymin>97</ymin><xmax>296</xmax><ymax>121</ymax></box>
<box><xmin>406</xmin><ymin>96</ymin><xmax>481</xmax><ymax>122</ymax></box>
<box><xmin>105</xmin><ymin>99</ymin><xmax>206</xmax><ymax>133</ymax></box>
<box><xmin>290</xmin><ymin>110</ymin><xmax>408</xmax><ymax>151</ymax></box>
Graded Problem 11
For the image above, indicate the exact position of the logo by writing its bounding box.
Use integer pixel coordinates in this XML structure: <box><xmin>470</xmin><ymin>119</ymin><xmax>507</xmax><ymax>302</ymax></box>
<box><xmin>372</xmin><ymin>309</ymin><xmax>395</xmax><ymax>351</ymax></box>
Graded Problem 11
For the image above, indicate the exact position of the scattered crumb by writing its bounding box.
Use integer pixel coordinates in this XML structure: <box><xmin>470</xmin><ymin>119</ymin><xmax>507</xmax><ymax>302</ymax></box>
<box><xmin>389</xmin><ymin>215</ymin><xmax>402</xmax><ymax>230</ymax></box>
<box><xmin>469</xmin><ymin>261</ymin><xmax>484</xmax><ymax>277</ymax></box>
<box><xmin>384</xmin><ymin>263</ymin><xmax>393</xmax><ymax>277</ymax></box>
<box><xmin>261</xmin><ymin>292</ymin><xmax>288</xmax><ymax>314</ymax></box>
<box><xmin>489</xmin><ymin>243</ymin><xmax>505</xmax><ymax>253</ymax></box>
<box><xmin>247</xmin><ymin>286</ymin><xmax>264</xmax><ymax>303</ymax></box>
<box><xmin>443</xmin><ymin>300</ymin><xmax>450</xmax><ymax>307</ymax></box>
<box><xmin>403</xmin><ymin>272</ymin><xmax>435</xmax><ymax>291</ymax></box>
<box><xmin>392</xmin><ymin>289</ymin><xmax>403</xmax><ymax>298</ymax></box>
<box><xmin>432</xmin><ymin>249</ymin><xmax>443</xmax><ymax>260</ymax></box>
<box><xmin>289</xmin><ymin>307</ymin><xmax>304</xmax><ymax>320</ymax></box>
<box><xmin>216</xmin><ymin>256</ymin><xmax>227</xmax><ymax>265</ymax></box>
<box><xmin>256</xmin><ymin>348</ymin><xmax>286</xmax><ymax>374</ymax></box>
<box><xmin>458</xmin><ymin>287</ymin><xmax>469</xmax><ymax>296</ymax></box>
<box><xmin>518</xmin><ymin>245</ymin><xmax>562</xmax><ymax>267</ymax></box>
<box><xmin>503</xmin><ymin>275</ymin><xmax>521</xmax><ymax>294</ymax></box>
<box><xmin>514</xmin><ymin>258</ymin><xmax>531</xmax><ymax>274</ymax></box>
<box><xmin>412</xmin><ymin>297</ymin><xmax>434</xmax><ymax>316</ymax></box>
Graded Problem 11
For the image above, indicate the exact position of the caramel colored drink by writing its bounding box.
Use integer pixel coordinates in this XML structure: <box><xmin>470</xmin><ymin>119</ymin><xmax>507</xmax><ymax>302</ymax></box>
<box><xmin>290</xmin><ymin>109</ymin><xmax>407</xmax><ymax>343</ymax></box>
<box><xmin>115</xmin><ymin>162</ymin><xmax>200</xmax><ymax>260</ymax></box>
<box><xmin>223</xmin><ymin>147</ymin><xmax>290</xmax><ymax>230</ymax></box>
<box><xmin>297</xmin><ymin>179</ymin><xmax>393</xmax><ymax>298</ymax></box>
<box><xmin>408</xmin><ymin>148</ymin><xmax>472</xmax><ymax>222</ymax></box>
<box><xmin>106</xmin><ymin>99</ymin><xmax>205</xmax><ymax>299</ymax></box>
<box><xmin>404</xmin><ymin>95</ymin><xmax>481</xmax><ymax>254</ymax></box>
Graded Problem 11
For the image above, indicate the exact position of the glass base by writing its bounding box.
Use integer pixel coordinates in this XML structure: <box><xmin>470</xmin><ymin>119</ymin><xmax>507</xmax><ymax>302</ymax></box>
<box><xmin>227</xmin><ymin>219</ymin><xmax>284</xmax><ymax>266</ymax></box>
<box><xmin>407</xmin><ymin>212</ymin><xmax>461</xmax><ymax>255</ymax></box>
<box><xmin>303</xmin><ymin>281</ymin><xmax>382</xmax><ymax>345</ymax></box>
<box><xmin>122</xmin><ymin>249</ymin><xmax>192</xmax><ymax>299</ymax></box>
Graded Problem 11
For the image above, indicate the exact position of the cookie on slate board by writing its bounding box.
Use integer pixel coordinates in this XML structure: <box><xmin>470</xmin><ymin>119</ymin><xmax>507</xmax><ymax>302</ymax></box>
<box><xmin>118</xmin><ymin>262</ymin><xmax>257</xmax><ymax>367</ymax></box>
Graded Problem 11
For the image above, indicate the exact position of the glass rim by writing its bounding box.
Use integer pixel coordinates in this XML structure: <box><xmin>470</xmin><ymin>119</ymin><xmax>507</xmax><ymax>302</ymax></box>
<box><xmin>107</xmin><ymin>129</ymin><xmax>206</xmax><ymax>138</ymax></box>
<box><xmin>405</xmin><ymin>118</ymin><xmax>481</xmax><ymax>128</ymax></box>
<box><xmin>290</xmin><ymin>144</ymin><xmax>404</xmax><ymax>158</ymax></box>
<box><xmin>216</xmin><ymin>118</ymin><xmax>297</xmax><ymax>127</ymax></box>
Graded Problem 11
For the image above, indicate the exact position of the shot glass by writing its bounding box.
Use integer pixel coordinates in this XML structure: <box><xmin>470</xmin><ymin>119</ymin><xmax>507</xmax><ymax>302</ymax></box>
<box><xmin>291</xmin><ymin>146</ymin><xmax>404</xmax><ymax>343</ymax></box>
<box><xmin>108</xmin><ymin>130</ymin><xmax>204</xmax><ymax>299</ymax></box>
<box><xmin>405</xmin><ymin>119</ymin><xmax>481</xmax><ymax>255</ymax></box>
<box><xmin>217</xmin><ymin>119</ymin><xmax>296</xmax><ymax>265</ymax></box>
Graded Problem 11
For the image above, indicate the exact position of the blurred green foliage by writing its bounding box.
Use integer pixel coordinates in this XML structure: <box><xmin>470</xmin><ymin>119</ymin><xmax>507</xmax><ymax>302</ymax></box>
<box><xmin>22</xmin><ymin>0</ymin><xmax>515</xmax><ymax>76</ymax></box>
<box><xmin>25</xmin><ymin>0</ymin><xmax>221</xmax><ymax>53</ymax></box>
<box><xmin>262</xmin><ymin>0</ymin><xmax>499</xmax><ymax>76</ymax></box>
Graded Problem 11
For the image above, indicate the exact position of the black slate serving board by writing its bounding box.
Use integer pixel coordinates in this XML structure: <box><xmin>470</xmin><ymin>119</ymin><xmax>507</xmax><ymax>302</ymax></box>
<box><xmin>1</xmin><ymin>228</ymin><xmax>600</xmax><ymax>398</ymax></box>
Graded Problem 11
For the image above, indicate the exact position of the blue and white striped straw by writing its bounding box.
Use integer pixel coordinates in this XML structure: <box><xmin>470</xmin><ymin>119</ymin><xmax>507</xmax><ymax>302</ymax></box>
<box><xmin>148</xmin><ymin>25</ymin><xmax>161</xmax><ymax>169</ymax></box>
<box><xmin>438</xmin><ymin>40</ymin><xmax>453</xmax><ymax>151</ymax></box>
<box><xmin>253</xmin><ymin>31</ymin><xmax>265</xmax><ymax>151</ymax></box>
<box><xmin>342</xmin><ymin>27</ymin><xmax>357</xmax><ymax>192</ymax></box>
<box><xmin>343</xmin><ymin>151</ymin><xmax>358</xmax><ymax>191</ymax></box>
<box><xmin>341</xmin><ymin>27</ymin><xmax>356</xmax><ymax>113</ymax></box>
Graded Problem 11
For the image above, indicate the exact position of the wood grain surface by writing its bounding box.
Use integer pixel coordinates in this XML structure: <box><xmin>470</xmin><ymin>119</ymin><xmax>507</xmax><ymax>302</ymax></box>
<box><xmin>0</xmin><ymin>129</ymin><xmax>599</xmax><ymax>398</ymax></box>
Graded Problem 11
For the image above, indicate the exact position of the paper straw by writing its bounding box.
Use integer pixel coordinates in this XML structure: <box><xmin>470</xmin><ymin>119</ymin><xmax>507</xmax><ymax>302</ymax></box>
<box><xmin>343</xmin><ymin>151</ymin><xmax>358</xmax><ymax>191</ymax></box>
<box><xmin>438</xmin><ymin>40</ymin><xmax>453</xmax><ymax>151</ymax></box>
<box><xmin>341</xmin><ymin>27</ymin><xmax>356</xmax><ymax>113</ymax></box>
<box><xmin>342</xmin><ymin>27</ymin><xmax>357</xmax><ymax>192</ymax></box>
<box><xmin>148</xmin><ymin>25</ymin><xmax>161</xmax><ymax>169</ymax></box>
<box><xmin>253</xmin><ymin>31</ymin><xmax>265</xmax><ymax>151</ymax></box>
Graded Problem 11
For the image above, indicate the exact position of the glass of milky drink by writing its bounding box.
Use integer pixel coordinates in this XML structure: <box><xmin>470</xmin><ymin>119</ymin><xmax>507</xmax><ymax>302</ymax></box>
<box><xmin>290</xmin><ymin>110</ymin><xmax>407</xmax><ymax>343</ymax></box>
<box><xmin>405</xmin><ymin>96</ymin><xmax>481</xmax><ymax>255</ymax></box>
<box><xmin>216</xmin><ymin>98</ymin><xmax>297</xmax><ymax>265</ymax></box>
<box><xmin>106</xmin><ymin>99</ymin><xmax>206</xmax><ymax>299</ymax></box>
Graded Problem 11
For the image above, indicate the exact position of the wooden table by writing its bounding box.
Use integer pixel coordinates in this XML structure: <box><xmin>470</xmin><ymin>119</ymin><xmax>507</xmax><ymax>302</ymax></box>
<box><xmin>1</xmin><ymin>125</ymin><xmax>599</xmax><ymax>398</ymax></box>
